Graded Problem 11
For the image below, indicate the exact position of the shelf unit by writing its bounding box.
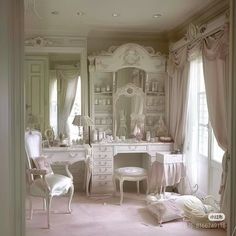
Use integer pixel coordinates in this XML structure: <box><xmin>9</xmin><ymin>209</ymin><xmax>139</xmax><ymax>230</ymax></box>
<box><xmin>88</xmin><ymin>43</ymin><xmax>167</xmax><ymax>142</ymax></box>
<box><xmin>144</xmin><ymin>72</ymin><xmax>167</xmax><ymax>137</ymax></box>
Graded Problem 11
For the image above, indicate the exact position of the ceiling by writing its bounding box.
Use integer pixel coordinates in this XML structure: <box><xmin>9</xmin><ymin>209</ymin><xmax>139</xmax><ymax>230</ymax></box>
<box><xmin>24</xmin><ymin>0</ymin><xmax>223</xmax><ymax>38</ymax></box>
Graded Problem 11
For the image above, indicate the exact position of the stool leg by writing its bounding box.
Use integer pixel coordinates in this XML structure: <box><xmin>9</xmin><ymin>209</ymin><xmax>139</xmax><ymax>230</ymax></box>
<box><xmin>146</xmin><ymin>178</ymin><xmax>149</xmax><ymax>195</ymax></box>
<box><xmin>113</xmin><ymin>176</ymin><xmax>116</xmax><ymax>196</ymax></box>
<box><xmin>136</xmin><ymin>181</ymin><xmax>140</xmax><ymax>195</ymax></box>
<box><xmin>119</xmin><ymin>179</ymin><xmax>124</xmax><ymax>205</ymax></box>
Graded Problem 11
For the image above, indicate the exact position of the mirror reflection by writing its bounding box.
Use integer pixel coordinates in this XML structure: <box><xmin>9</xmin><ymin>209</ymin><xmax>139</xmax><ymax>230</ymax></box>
<box><xmin>25</xmin><ymin>53</ymin><xmax>81</xmax><ymax>144</ymax></box>
<box><xmin>114</xmin><ymin>67</ymin><xmax>146</xmax><ymax>140</ymax></box>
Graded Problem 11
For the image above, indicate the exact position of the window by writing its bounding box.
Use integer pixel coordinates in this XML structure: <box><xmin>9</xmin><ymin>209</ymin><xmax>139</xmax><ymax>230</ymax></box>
<box><xmin>67</xmin><ymin>76</ymin><xmax>81</xmax><ymax>142</ymax></box>
<box><xmin>197</xmin><ymin>61</ymin><xmax>209</xmax><ymax>157</ymax></box>
<box><xmin>49</xmin><ymin>73</ymin><xmax>58</xmax><ymax>136</ymax></box>
<box><xmin>189</xmin><ymin>57</ymin><xmax>224</xmax><ymax>162</ymax></box>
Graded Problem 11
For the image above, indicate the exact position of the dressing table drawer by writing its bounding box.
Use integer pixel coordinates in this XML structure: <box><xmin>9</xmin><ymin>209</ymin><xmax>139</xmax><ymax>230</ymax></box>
<box><xmin>115</xmin><ymin>145</ymin><xmax>147</xmax><ymax>153</ymax></box>
<box><xmin>93</xmin><ymin>160</ymin><xmax>112</xmax><ymax>167</ymax></box>
<box><xmin>93</xmin><ymin>166</ymin><xmax>113</xmax><ymax>174</ymax></box>
<box><xmin>93</xmin><ymin>153</ymin><xmax>113</xmax><ymax>160</ymax></box>
<box><xmin>93</xmin><ymin>174</ymin><xmax>113</xmax><ymax>181</ymax></box>
<box><xmin>91</xmin><ymin>180</ymin><xmax>114</xmax><ymax>194</ymax></box>
<box><xmin>93</xmin><ymin>146</ymin><xmax>113</xmax><ymax>153</ymax></box>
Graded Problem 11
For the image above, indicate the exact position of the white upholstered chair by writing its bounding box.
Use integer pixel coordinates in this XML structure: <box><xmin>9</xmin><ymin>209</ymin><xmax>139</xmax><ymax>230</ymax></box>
<box><xmin>113</xmin><ymin>167</ymin><xmax>148</xmax><ymax>205</ymax></box>
<box><xmin>25</xmin><ymin>130</ymin><xmax>74</xmax><ymax>228</ymax></box>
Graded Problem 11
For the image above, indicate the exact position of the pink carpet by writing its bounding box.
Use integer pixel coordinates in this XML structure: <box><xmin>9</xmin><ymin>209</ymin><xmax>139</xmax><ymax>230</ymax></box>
<box><xmin>26</xmin><ymin>193</ymin><xmax>227</xmax><ymax>236</ymax></box>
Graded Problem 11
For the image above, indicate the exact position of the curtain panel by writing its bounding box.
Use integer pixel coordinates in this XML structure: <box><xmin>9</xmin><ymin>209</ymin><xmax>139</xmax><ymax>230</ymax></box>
<box><xmin>57</xmin><ymin>70</ymin><xmax>79</xmax><ymax>137</ymax></box>
<box><xmin>168</xmin><ymin>24</ymin><xmax>229</xmax><ymax>220</ymax></box>
<box><xmin>202</xmin><ymin>25</ymin><xmax>229</xmax><ymax>220</ymax></box>
<box><xmin>168</xmin><ymin>46</ymin><xmax>190</xmax><ymax>151</ymax></box>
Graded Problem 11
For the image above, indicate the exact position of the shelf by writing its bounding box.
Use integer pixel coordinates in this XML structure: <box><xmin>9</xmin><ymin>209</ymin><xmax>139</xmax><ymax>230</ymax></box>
<box><xmin>94</xmin><ymin>92</ymin><xmax>112</xmax><ymax>95</ymax></box>
<box><xmin>95</xmin><ymin>124</ymin><xmax>113</xmax><ymax>126</ymax></box>
<box><xmin>146</xmin><ymin>92</ymin><xmax>165</xmax><ymax>96</ymax></box>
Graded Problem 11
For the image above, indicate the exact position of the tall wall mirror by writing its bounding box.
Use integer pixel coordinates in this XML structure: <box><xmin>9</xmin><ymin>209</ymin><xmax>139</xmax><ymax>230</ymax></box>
<box><xmin>24</xmin><ymin>36</ymin><xmax>88</xmax><ymax>144</ymax></box>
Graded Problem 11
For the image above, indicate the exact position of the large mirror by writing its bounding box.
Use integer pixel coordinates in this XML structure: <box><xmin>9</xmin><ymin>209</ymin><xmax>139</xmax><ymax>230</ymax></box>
<box><xmin>24</xmin><ymin>37</ymin><xmax>88</xmax><ymax>144</ymax></box>
<box><xmin>113</xmin><ymin>68</ymin><xmax>146</xmax><ymax>140</ymax></box>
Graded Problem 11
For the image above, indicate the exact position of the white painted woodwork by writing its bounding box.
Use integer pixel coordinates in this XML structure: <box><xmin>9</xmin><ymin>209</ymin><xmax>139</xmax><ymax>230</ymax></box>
<box><xmin>89</xmin><ymin>43</ymin><xmax>168</xmax><ymax>138</ymax></box>
<box><xmin>25</xmin><ymin>56</ymin><xmax>49</xmax><ymax>132</ymax></box>
<box><xmin>43</xmin><ymin>146</ymin><xmax>89</xmax><ymax>191</ymax></box>
<box><xmin>90</xmin><ymin>142</ymin><xmax>173</xmax><ymax>195</ymax></box>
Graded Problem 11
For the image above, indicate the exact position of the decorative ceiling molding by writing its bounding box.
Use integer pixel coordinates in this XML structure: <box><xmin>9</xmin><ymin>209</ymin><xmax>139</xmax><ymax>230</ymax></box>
<box><xmin>167</xmin><ymin>0</ymin><xmax>229</xmax><ymax>41</ymax></box>
<box><xmin>24</xmin><ymin>36</ymin><xmax>53</xmax><ymax>47</ymax></box>
<box><xmin>24</xmin><ymin>36</ymin><xmax>87</xmax><ymax>49</ymax></box>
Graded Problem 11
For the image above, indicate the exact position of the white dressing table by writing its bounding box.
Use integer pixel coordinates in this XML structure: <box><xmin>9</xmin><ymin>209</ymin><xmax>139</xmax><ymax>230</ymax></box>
<box><xmin>90</xmin><ymin>142</ymin><xmax>173</xmax><ymax>195</ymax></box>
<box><xmin>43</xmin><ymin>145</ymin><xmax>91</xmax><ymax>191</ymax></box>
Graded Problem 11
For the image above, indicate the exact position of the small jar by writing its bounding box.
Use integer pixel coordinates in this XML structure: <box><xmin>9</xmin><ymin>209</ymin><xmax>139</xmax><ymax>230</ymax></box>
<box><xmin>95</xmin><ymin>86</ymin><xmax>101</xmax><ymax>92</ymax></box>
<box><xmin>146</xmin><ymin>131</ymin><xmax>151</xmax><ymax>142</ymax></box>
<box><xmin>106</xmin><ymin>85</ymin><xmax>111</xmax><ymax>92</ymax></box>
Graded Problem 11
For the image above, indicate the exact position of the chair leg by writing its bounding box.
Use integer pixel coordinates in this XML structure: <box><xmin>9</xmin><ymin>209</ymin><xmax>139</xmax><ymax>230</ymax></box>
<box><xmin>119</xmin><ymin>179</ymin><xmax>124</xmax><ymax>205</ymax></box>
<box><xmin>86</xmin><ymin>172</ymin><xmax>91</xmax><ymax>197</ymax></box>
<box><xmin>146</xmin><ymin>178</ymin><xmax>149</xmax><ymax>195</ymax></box>
<box><xmin>113</xmin><ymin>176</ymin><xmax>117</xmax><ymax>196</ymax></box>
<box><xmin>43</xmin><ymin>198</ymin><xmax>46</xmax><ymax>211</ymax></box>
<box><xmin>46</xmin><ymin>195</ymin><xmax>52</xmax><ymax>229</ymax></box>
<box><xmin>136</xmin><ymin>181</ymin><xmax>140</xmax><ymax>195</ymax></box>
<box><xmin>68</xmin><ymin>184</ymin><xmax>74</xmax><ymax>213</ymax></box>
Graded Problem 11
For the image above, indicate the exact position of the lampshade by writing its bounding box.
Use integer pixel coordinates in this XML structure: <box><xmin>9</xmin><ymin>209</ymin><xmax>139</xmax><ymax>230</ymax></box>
<box><xmin>72</xmin><ymin>115</ymin><xmax>94</xmax><ymax>127</ymax></box>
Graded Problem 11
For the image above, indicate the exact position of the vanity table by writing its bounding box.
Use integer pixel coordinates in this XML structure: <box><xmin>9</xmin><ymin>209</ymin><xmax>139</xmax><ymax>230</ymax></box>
<box><xmin>90</xmin><ymin>142</ymin><xmax>173</xmax><ymax>195</ymax></box>
<box><xmin>88</xmin><ymin>43</ymin><xmax>172</xmax><ymax>195</ymax></box>
<box><xmin>43</xmin><ymin>145</ymin><xmax>91</xmax><ymax>191</ymax></box>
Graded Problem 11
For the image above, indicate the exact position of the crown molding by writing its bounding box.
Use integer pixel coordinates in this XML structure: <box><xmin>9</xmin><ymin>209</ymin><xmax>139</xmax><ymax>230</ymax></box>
<box><xmin>166</xmin><ymin>0</ymin><xmax>229</xmax><ymax>41</ymax></box>
<box><xmin>87</xmin><ymin>29</ymin><xmax>167</xmax><ymax>41</ymax></box>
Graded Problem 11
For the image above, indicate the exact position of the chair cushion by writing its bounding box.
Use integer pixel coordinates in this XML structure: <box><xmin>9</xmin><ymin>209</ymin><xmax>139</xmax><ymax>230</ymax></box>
<box><xmin>30</xmin><ymin>174</ymin><xmax>72</xmax><ymax>197</ymax></box>
<box><xmin>115</xmin><ymin>167</ymin><xmax>147</xmax><ymax>177</ymax></box>
<box><xmin>33</xmin><ymin>156</ymin><xmax>53</xmax><ymax>174</ymax></box>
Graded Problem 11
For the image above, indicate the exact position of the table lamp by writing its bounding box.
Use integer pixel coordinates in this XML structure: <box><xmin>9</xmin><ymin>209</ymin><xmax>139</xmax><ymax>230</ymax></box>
<box><xmin>72</xmin><ymin>115</ymin><xmax>94</xmax><ymax>143</ymax></box>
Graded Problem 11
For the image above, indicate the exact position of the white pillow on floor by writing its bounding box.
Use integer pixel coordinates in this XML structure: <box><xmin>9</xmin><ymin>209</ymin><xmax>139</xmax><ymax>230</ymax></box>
<box><xmin>147</xmin><ymin>198</ymin><xmax>184</xmax><ymax>224</ymax></box>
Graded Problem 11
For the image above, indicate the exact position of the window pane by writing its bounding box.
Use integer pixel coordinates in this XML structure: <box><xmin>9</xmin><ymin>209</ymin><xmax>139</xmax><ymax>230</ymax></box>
<box><xmin>198</xmin><ymin>125</ymin><xmax>208</xmax><ymax>156</ymax></box>
<box><xmin>49</xmin><ymin>75</ymin><xmax>58</xmax><ymax>136</ymax></box>
<box><xmin>212</xmin><ymin>133</ymin><xmax>224</xmax><ymax>162</ymax></box>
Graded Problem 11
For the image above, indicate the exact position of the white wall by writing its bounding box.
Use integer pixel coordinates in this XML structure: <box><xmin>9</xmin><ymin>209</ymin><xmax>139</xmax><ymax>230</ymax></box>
<box><xmin>0</xmin><ymin>0</ymin><xmax>25</xmax><ymax>236</ymax></box>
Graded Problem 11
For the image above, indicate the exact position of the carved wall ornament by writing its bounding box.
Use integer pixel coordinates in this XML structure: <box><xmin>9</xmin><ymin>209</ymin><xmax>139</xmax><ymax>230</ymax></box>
<box><xmin>123</xmin><ymin>48</ymin><xmax>141</xmax><ymax>65</ymax></box>
<box><xmin>96</xmin><ymin>59</ymin><xmax>109</xmax><ymax>69</ymax></box>
<box><xmin>184</xmin><ymin>23</ymin><xmax>198</xmax><ymax>41</ymax></box>
<box><xmin>113</xmin><ymin>83</ymin><xmax>145</xmax><ymax>104</ymax></box>
<box><xmin>25</xmin><ymin>36</ymin><xmax>53</xmax><ymax>47</ymax></box>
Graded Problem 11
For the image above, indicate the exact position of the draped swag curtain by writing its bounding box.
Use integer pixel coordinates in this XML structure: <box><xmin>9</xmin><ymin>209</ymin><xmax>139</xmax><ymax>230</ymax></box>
<box><xmin>57</xmin><ymin>70</ymin><xmax>79</xmax><ymax>136</ymax></box>
<box><xmin>168</xmin><ymin>24</ymin><xmax>229</xmax><ymax>219</ymax></box>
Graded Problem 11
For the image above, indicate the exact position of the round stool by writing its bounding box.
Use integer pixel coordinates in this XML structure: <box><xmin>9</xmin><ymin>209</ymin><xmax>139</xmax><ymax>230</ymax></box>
<box><xmin>113</xmin><ymin>167</ymin><xmax>148</xmax><ymax>205</ymax></box>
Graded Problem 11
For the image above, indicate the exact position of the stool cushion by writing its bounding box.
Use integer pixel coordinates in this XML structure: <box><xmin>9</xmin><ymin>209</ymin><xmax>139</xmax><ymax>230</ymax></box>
<box><xmin>115</xmin><ymin>167</ymin><xmax>147</xmax><ymax>177</ymax></box>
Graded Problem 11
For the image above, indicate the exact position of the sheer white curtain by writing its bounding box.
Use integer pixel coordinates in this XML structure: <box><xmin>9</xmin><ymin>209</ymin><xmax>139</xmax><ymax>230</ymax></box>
<box><xmin>57</xmin><ymin>70</ymin><xmax>79</xmax><ymax>137</ymax></box>
<box><xmin>202</xmin><ymin>25</ymin><xmax>229</xmax><ymax>220</ymax></box>
<box><xmin>181</xmin><ymin>56</ymin><xmax>202</xmax><ymax>194</ymax></box>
